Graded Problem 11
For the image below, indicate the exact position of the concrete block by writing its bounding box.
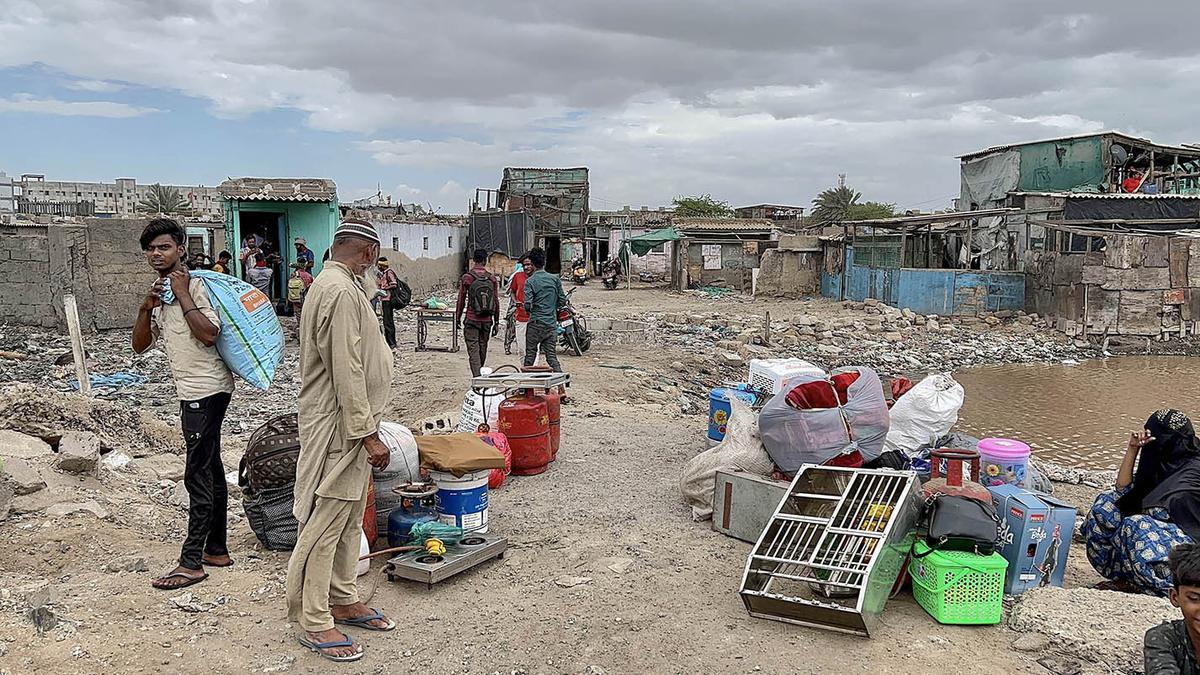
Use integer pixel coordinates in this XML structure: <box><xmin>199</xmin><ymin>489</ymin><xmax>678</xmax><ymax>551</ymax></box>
<box><xmin>55</xmin><ymin>431</ymin><xmax>100</xmax><ymax>474</ymax></box>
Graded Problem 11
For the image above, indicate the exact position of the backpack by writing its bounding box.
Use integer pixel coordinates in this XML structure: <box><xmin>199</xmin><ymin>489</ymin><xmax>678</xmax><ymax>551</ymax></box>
<box><xmin>286</xmin><ymin>275</ymin><xmax>305</xmax><ymax>302</ymax></box>
<box><xmin>393</xmin><ymin>279</ymin><xmax>412</xmax><ymax>308</ymax></box>
<box><xmin>467</xmin><ymin>271</ymin><xmax>496</xmax><ymax>317</ymax></box>
<box><xmin>238</xmin><ymin>413</ymin><xmax>300</xmax><ymax>492</ymax></box>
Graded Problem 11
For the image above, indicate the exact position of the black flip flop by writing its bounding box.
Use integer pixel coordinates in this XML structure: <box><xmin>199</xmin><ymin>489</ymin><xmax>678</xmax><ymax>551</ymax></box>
<box><xmin>151</xmin><ymin>571</ymin><xmax>208</xmax><ymax>590</ymax></box>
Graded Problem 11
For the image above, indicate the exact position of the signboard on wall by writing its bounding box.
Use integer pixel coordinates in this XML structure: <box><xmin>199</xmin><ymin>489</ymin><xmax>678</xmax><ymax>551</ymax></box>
<box><xmin>702</xmin><ymin>244</ymin><xmax>722</xmax><ymax>270</ymax></box>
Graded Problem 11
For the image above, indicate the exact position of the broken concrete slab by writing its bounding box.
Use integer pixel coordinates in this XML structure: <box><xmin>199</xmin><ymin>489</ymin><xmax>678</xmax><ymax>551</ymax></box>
<box><xmin>133</xmin><ymin>454</ymin><xmax>186</xmax><ymax>482</ymax></box>
<box><xmin>2</xmin><ymin>458</ymin><xmax>46</xmax><ymax>495</ymax></box>
<box><xmin>0</xmin><ymin>430</ymin><xmax>53</xmax><ymax>460</ymax></box>
<box><xmin>12</xmin><ymin>488</ymin><xmax>58</xmax><ymax>514</ymax></box>
<box><xmin>55</xmin><ymin>431</ymin><xmax>100</xmax><ymax>474</ymax></box>
<box><xmin>45</xmin><ymin>500</ymin><xmax>109</xmax><ymax>519</ymax></box>
<box><xmin>718</xmin><ymin>352</ymin><xmax>744</xmax><ymax>367</ymax></box>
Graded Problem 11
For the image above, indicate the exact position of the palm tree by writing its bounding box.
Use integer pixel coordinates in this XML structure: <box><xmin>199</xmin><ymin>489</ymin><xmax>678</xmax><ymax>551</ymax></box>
<box><xmin>810</xmin><ymin>185</ymin><xmax>861</xmax><ymax>225</ymax></box>
<box><xmin>137</xmin><ymin>184</ymin><xmax>190</xmax><ymax>215</ymax></box>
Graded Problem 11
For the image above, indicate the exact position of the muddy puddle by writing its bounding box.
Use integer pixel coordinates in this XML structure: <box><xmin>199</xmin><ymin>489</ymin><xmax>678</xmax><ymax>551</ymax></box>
<box><xmin>954</xmin><ymin>356</ymin><xmax>1200</xmax><ymax>470</ymax></box>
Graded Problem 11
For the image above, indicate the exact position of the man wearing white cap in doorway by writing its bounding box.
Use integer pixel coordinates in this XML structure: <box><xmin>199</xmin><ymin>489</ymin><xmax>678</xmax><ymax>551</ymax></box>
<box><xmin>294</xmin><ymin>237</ymin><xmax>315</xmax><ymax>270</ymax></box>
<box><xmin>286</xmin><ymin>218</ymin><xmax>395</xmax><ymax>662</ymax></box>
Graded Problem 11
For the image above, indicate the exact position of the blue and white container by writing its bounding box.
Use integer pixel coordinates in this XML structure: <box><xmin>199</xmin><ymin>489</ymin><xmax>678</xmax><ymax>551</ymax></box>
<box><xmin>708</xmin><ymin>385</ymin><xmax>759</xmax><ymax>442</ymax></box>
<box><xmin>431</xmin><ymin>470</ymin><xmax>490</xmax><ymax>533</ymax></box>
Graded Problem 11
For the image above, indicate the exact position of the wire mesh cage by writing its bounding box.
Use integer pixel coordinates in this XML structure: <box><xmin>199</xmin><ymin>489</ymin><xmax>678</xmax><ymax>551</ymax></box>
<box><xmin>739</xmin><ymin>465</ymin><xmax>922</xmax><ymax>637</ymax></box>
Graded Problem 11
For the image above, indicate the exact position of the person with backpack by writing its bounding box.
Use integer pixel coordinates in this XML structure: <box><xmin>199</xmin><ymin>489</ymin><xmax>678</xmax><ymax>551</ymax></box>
<box><xmin>455</xmin><ymin>248</ymin><xmax>500</xmax><ymax>377</ymax></box>
<box><xmin>375</xmin><ymin>257</ymin><xmax>403</xmax><ymax>349</ymax></box>
<box><xmin>287</xmin><ymin>262</ymin><xmax>314</xmax><ymax>327</ymax></box>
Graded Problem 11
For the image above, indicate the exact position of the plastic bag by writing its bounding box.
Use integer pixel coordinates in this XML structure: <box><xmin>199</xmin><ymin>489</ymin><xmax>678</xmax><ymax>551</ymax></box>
<box><xmin>680</xmin><ymin>398</ymin><xmax>775</xmax><ymax>521</ymax></box>
<box><xmin>373</xmin><ymin>422</ymin><xmax>421</xmax><ymax>537</ymax></box>
<box><xmin>161</xmin><ymin>270</ymin><xmax>284</xmax><ymax>389</ymax></box>
<box><xmin>758</xmin><ymin>367</ymin><xmax>890</xmax><ymax>475</ymax></box>
<box><xmin>475</xmin><ymin>430</ymin><xmax>512</xmax><ymax>489</ymax></box>
<box><xmin>884</xmin><ymin>374</ymin><xmax>964</xmax><ymax>459</ymax></box>
<box><xmin>356</xmin><ymin>527</ymin><xmax>370</xmax><ymax>576</ymax></box>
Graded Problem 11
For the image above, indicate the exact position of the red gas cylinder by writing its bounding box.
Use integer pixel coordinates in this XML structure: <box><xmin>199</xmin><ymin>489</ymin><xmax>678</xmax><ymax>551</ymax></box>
<box><xmin>923</xmin><ymin>448</ymin><xmax>992</xmax><ymax>503</ymax></box>
<box><xmin>520</xmin><ymin>366</ymin><xmax>562</xmax><ymax>460</ymax></box>
<box><xmin>498</xmin><ymin>392</ymin><xmax>551</xmax><ymax>476</ymax></box>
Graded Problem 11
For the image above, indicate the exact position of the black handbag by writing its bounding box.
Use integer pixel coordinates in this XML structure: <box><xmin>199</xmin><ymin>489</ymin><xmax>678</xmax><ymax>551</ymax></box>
<box><xmin>913</xmin><ymin>494</ymin><xmax>999</xmax><ymax>557</ymax></box>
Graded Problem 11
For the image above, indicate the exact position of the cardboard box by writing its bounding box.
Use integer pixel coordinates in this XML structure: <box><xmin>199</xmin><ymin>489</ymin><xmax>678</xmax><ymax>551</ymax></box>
<box><xmin>988</xmin><ymin>484</ymin><xmax>1076</xmax><ymax>595</ymax></box>
<box><xmin>712</xmin><ymin>470</ymin><xmax>789</xmax><ymax>543</ymax></box>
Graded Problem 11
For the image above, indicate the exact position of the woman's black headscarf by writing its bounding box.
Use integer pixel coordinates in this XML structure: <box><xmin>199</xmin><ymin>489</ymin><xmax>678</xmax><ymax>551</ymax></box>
<box><xmin>1116</xmin><ymin>409</ymin><xmax>1200</xmax><ymax>541</ymax></box>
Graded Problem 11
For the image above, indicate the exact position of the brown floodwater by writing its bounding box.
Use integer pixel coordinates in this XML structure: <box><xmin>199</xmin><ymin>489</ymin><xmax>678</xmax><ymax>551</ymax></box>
<box><xmin>954</xmin><ymin>356</ymin><xmax>1200</xmax><ymax>470</ymax></box>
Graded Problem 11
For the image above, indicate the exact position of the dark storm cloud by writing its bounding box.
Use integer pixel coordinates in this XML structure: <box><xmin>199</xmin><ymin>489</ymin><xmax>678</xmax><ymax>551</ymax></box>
<box><xmin>4</xmin><ymin>0</ymin><xmax>1200</xmax><ymax>208</ymax></box>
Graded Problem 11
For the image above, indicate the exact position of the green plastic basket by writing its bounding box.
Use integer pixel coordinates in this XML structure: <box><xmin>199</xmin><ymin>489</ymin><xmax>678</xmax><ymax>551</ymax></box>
<box><xmin>909</xmin><ymin>541</ymin><xmax>1007</xmax><ymax>625</ymax></box>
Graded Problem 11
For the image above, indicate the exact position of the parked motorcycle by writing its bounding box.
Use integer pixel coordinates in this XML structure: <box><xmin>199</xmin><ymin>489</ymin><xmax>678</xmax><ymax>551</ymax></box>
<box><xmin>600</xmin><ymin>256</ymin><xmax>621</xmax><ymax>290</ymax></box>
<box><xmin>558</xmin><ymin>287</ymin><xmax>592</xmax><ymax>356</ymax></box>
<box><xmin>570</xmin><ymin>257</ymin><xmax>588</xmax><ymax>286</ymax></box>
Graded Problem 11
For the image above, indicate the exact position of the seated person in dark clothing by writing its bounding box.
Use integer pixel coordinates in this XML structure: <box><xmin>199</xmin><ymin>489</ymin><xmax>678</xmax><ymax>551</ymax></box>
<box><xmin>1145</xmin><ymin>543</ymin><xmax>1200</xmax><ymax>674</ymax></box>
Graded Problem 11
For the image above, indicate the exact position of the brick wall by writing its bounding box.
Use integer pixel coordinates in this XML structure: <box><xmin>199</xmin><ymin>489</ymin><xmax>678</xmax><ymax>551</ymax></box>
<box><xmin>0</xmin><ymin>225</ymin><xmax>55</xmax><ymax>327</ymax></box>
<box><xmin>0</xmin><ymin>219</ymin><xmax>154</xmax><ymax>332</ymax></box>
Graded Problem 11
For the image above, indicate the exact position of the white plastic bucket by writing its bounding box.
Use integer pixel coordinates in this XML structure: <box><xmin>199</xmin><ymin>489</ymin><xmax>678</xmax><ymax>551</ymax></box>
<box><xmin>431</xmin><ymin>469</ymin><xmax>489</xmax><ymax>534</ymax></box>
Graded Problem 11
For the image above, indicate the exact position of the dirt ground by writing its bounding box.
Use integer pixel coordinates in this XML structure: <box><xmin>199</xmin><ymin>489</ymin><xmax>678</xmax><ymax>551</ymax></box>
<box><xmin>0</xmin><ymin>285</ymin><xmax>1145</xmax><ymax>674</ymax></box>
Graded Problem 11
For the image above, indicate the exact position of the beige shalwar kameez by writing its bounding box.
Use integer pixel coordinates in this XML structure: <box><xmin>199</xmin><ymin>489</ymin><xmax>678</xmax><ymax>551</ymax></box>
<box><xmin>285</xmin><ymin>261</ymin><xmax>393</xmax><ymax>632</ymax></box>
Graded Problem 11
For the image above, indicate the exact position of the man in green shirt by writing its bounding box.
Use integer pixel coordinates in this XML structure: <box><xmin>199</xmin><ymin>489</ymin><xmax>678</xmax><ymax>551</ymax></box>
<box><xmin>521</xmin><ymin>247</ymin><xmax>567</xmax><ymax>372</ymax></box>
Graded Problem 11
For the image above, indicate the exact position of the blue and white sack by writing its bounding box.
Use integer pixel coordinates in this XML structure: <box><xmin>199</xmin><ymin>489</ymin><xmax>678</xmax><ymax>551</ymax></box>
<box><xmin>161</xmin><ymin>270</ymin><xmax>284</xmax><ymax>389</ymax></box>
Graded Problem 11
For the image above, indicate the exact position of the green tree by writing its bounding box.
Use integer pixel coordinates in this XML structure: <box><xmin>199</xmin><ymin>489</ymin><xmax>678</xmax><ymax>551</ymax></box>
<box><xmin>810</xmin><ymin>185</ymin><xmax>860</xmax><ymax>225</ymax></box>
<box><xmin>672</xmin><ymin>194</ymin><xmax>733</xmax><ymax>217</ymax></box>
<box><xmin>137</xmin><ymin>183</ymin><xmax>190</xmax><ymax>215</ymax></box>
<box><xmin>846</xmin><ymin>201</ymin><xmax>897</xmax><ymax>220</ymax></box>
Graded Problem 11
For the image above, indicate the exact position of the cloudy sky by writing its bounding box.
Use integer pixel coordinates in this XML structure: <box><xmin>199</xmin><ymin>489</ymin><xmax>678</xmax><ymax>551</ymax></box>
<box><xmin>3</xmin><ymin>1</ymin><xmax>1199</xmax><ymax>213</ymax></box>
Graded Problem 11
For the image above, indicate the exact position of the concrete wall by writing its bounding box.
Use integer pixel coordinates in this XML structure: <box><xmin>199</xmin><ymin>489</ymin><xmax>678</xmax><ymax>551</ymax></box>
<box><xmin>755</xmin><ymin>248</ymin><xmax>821</xmax><ymax>298</ymax></box>
<box><xmin>822</xmin><ymin>246</ymin><xmax>1025</xmax><ymax>315</ymax></box>
<box><xmin>373</xmin><ymin>220</ymin><xmax>468</xmax><ymax>297</ymax></box>
<box><xmin>0</xmin><ymin>219</ymin><xmax>158</xmax><ymax>331</ymax></box>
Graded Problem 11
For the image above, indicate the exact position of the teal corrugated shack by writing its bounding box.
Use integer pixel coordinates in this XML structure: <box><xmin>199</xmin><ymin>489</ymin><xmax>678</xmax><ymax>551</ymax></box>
<box><xmin>959</xmin><ymin>131</ymin><xmax>1200</xmax><ymax>209</ymax></box>
<box><xmin>218</xmin><ymin>178</ymin><xmax>339</xmax><ymax>278</ymax></box>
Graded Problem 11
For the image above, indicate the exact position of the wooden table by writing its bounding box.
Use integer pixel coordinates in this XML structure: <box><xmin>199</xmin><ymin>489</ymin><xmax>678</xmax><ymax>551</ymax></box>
<box><xmin>415</xmin><ymin>307</ymin><xmax>460</xmax><ymax>352</ymax></box>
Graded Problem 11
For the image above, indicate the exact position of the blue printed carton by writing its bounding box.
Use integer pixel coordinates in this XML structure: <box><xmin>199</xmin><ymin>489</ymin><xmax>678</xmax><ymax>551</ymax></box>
<box><xmin>988</xmin><ymin>484</ymin><xmax>1076</xmax><ymax>595</ymax></box>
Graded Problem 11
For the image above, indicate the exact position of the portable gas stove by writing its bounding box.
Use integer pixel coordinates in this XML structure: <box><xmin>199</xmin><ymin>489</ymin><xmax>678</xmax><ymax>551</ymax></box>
<box><xmin>384</xmin><ymin>533</ymin><xmax>507</xmax><ymax>588</ymax></box>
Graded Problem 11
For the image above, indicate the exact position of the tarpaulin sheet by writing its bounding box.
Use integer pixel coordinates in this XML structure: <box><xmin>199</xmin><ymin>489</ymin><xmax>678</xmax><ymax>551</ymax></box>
<box><xmin>469</xmin><ymin>211</ymin><xmax>534</xmax><ymax>258</ymax></box>
<box><xmin>960</xmin><ymin>150</ymin><xmax>1020</xmax><ymax>208</ymax></box>
<box><xmin>1063</xmin><ymin>197</ymin><xmax>1200</xmax><ymax>225</ymax></box>
<box><xmin>625</xmin><ymin>227</ymin><xmax>681</xmax><ymax>257</ymax></box>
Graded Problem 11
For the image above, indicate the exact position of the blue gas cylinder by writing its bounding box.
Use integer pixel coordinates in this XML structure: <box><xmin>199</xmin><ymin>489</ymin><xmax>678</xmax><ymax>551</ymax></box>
<box><xmin>386</xmin><ymin>483</ymin><xmax>439</xmax><ymax>548</ymax></box>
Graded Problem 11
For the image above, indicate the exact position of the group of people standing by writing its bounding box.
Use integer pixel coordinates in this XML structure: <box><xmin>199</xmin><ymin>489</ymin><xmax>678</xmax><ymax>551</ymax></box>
<box><xmin>453</xmin><ymin>246</ymin><xmax>568</xmax><ymax>378</ymax></box>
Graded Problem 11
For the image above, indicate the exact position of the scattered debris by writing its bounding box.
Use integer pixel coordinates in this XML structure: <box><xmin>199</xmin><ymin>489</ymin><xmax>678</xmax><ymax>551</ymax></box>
<box><xmin>169</xmin><ymin>591</ymin><xmax>227</xmax><ymax>613</ymax></box>
<box><xmin>554</xmin><ymin>576</ymin><xmax>592</xmax><ymax>589</ymax></box>
<box><xmin>45</xmin><ymin>500</ymin><xmax>109</xmax><ymax>519</ymax></box>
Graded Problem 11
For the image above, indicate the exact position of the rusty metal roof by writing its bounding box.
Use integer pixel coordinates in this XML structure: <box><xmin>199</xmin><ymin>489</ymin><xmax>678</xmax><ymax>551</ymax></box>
<box><xmin>674</xmin><ymin>217</ymin><xmax>776</xmax><ymax>233</ymax></box>
<box><xmin>217</xmin><ymin>178</ymin><xmax>337</xmax><ymax>202</ymax></box>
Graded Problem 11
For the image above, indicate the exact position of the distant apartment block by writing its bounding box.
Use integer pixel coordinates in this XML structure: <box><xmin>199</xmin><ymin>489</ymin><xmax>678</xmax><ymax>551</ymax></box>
<box><xmin>13</xmin><ymin>174</ymin><xmax>223</xmax><ymax>219</ymax></box>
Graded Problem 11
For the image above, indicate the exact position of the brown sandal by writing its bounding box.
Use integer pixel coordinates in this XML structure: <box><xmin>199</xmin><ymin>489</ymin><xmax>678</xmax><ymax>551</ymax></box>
<box><xmin>151</xmin><ymin>571</ymin><xmax>208</xmax><ymax>590</ymax></box>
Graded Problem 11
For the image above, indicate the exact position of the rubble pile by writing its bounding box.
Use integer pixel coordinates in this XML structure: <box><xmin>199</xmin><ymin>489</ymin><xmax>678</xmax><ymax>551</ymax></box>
<box><xmin>0</xmin><ymin>383</ymin><xmax>180</xmax><ymax>456</ymax></box>
<box><xmin>654</xmin><ymin>298</ymin><xmax>1094</xmax><ymax>375</ymax></box>
<box><xmin>1009</xmin><ymin>585</ymin><xmax>1175</xmax><ymax>674</ymax></box>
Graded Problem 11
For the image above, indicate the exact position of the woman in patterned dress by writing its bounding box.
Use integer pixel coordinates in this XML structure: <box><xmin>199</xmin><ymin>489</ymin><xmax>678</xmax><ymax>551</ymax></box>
<box><xmin>1082</xmin><ymin>409</ymin><xmax>1200</xmax><ymax>596</ymax></box>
